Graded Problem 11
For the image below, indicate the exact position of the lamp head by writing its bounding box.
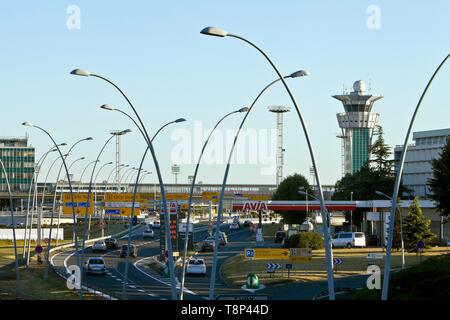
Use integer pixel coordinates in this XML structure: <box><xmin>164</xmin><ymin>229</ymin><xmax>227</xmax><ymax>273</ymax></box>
<box><xmin>121</xmin><ymin>129</ymin><xmax>132</xmax><ymax>134</ymax></box>
<box><xmin>238</xmin><ymin>107</ymin><xmax>249</xmax><ymax>113</ymax></box>
<box><xmin>100</xmin><ymin>104</ymin><xmax>115</xmax><ymax>111</ymax></box>
<box><xmin>290</xmin><ymin>70</ymin><xmax>310</xmax><ymax>78</ymax></box>
<box><xmin>175</xmin><ymin>118</ymin><xmax>186</xmax><ymax>123</ymax></box>
<box><xmin>200</xmin><ymin>26</ymin><xmax>228</xmax><ymax>37</ymax></box>
<box><xmin>70</xmin><ymin>69</ymin><xmax>91</xmax><ymax>77</ymax></box>
<box><xmin>107</xmin><ymin>162</ymin><xmax>113</xmax><ymax>165</ymax></box>
<box><xmin>375</xmin><ymin>191</ymin><xmax>384</xmax><ymax>196</ymax></box>
<box><xmin>22</xmin><ymin>122</ymin><xmax>34</xmax><ymax>127</ymax></box>
<box><xmin>85</xmin><ymin>137</ymin><xmax>94</xmax><ymax>141</ymax></box>
<box><xmin>60</xmin><ymin>143</ymin><xmax>68</xmax><ymax>146</ymax></box>
<box><xmin>79</xmin><ymin>157</ymin><xmax>86</xmax><ymax>160</ymax></box>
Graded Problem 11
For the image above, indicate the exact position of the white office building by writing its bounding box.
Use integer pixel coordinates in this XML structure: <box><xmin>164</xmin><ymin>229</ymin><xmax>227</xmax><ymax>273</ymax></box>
<box><xmin>394</xmin><ymin>128</ymin><xmax>450</xmax><ymax>199</ymax></box>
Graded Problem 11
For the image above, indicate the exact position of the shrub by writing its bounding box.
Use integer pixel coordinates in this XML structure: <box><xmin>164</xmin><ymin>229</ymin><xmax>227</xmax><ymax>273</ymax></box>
<box><xmin>282</xmin><ymin>232</ymin><xmax>324</xmax><ymax>250</ymax></box>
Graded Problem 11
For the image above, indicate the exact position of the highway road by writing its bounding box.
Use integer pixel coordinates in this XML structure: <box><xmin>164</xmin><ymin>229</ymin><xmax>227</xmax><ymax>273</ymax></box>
<box><xmin>51</xmin><ymin>222</ymin><xmax>369</xmax><ymax>300</ymax></box>
<box><xmin>51</xmin><ymin>222</ymin><xmax>254</xmax><ymax>300</ymax></box>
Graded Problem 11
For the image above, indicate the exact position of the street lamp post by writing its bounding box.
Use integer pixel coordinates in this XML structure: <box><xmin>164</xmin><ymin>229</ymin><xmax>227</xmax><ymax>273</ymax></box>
<box><xmin>199</xmin><ymin>70</ymin><xmax>308</xmax><ymax>299</ymax></box>
<box><xmin>102</xmin><ymin>113</ymin><xmax>185</xmax><ymax>300</ymax></box>
<box><xmin>381</xmin><ymin>54</ymin><xmax>450</xmax><ymax>300</ymax></box>
<box><xmin>201</xmin><ymin>26</ymin><xmax>336</xmax><ymax>299</ymax></box>
<box><xmin>350</xmin><ymin>192</ymin><xmax>353</xmax><ymax>232</ymax></box>
<box><xmin>179</xmin><ymin>107</ymin><xmax>248</xmax><ymax>300</ymax></box>
<box><xmin>0</xmin><ymin>158</ymin><xmax>20</xmax><ymax>293</ymax></box>
<box><xmin>22</xmin><ymin>122</ymin><xmax>84</xmax><ymax>299</ymax></box>
<box><xmin>77</xmin><ymin>160</ymin><xmax>100</xmax><ymax>192</ymax></box>
<box><xmin>77</xmin><ymin>129</ymin><xmax>131</xmax><ymax>288</ymax></box>
<box><xmin>72</xmin><ymin>69</ymin><xmax>179</xmax><ymax>300</ymax></box>
<box><xmin>94</xmin><ymin>162</ymin><xmax>113</xmax><ymax>238</ymax></box>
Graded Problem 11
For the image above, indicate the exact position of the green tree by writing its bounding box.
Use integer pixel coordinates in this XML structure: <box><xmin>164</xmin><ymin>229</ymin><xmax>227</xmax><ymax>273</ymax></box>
<box><xmin>428</xmin><ymin>137</ymin><xmax>450</xmax><ymax>221</ymax></box>
<box><xmin>272</xmin><ymin>174</ymin><xmax>312</xmax><ymax>224</ymax></box>
<box><xmin>392</xmin><ymin>205</ymin><xmax>403</xmax><ymax>251</ymax></box>
<box><xmin>369</xmin><ymin>126</ymin><xmax>395</xmax><ymax>175</ymax></box>
<box><xmin>403</xmin><ymin>197</ymin><xmax>435</xmax><ymax>252</ymax></box>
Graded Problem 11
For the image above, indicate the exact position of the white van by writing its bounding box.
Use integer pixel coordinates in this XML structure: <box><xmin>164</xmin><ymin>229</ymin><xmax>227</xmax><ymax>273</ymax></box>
<box><xmin>332</xmin><ymin>232</ymin><xmax>366</xmax><ymax>248</ymax></box>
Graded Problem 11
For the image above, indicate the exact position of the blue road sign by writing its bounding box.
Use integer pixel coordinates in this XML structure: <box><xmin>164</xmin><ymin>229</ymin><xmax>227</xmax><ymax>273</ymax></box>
<box><xmin>246</xmin><ymin>249</ymin><xmax>255</xmax><ymax>258</ymax></box>
<box><xmin>285</xmin><ymin>263</ymin><xmax>293</xmax><ymax>270</ymax></box>
<box><xmin>35</xmin><ymin>245</ymin><xmax>43</xmax><ymax>253</ymax></box>
<box><xmin>266</xmin><ymin>263</ymin><xmax>281</xmax><ymax>270</ymax></box>
<box><xmin>105</xmin><ymin>209</ymin><xmax>121</xmax><ymax>214</ymax></box>
<box><xmin>417</xmin><ymin>241</ymin><xmax>425</xmax><ymax>249</ymax></box>
<box><xmin>333</xmin><ymin>258</ymin><xmax>343</xmax><ymax>265</ymax></box>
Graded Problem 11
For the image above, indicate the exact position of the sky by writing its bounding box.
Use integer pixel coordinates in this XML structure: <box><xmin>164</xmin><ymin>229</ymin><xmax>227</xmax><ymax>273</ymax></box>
<box><xmin>1</xmin><ymin>1</ymin><xmax>450</xmax><ymax>186</ymax></box>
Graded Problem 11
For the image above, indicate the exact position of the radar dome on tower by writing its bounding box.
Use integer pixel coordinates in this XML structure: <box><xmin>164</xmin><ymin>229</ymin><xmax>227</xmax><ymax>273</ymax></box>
<box><xmin>353</xmin><ymin>80</ymin><xmax>367</xmax><ymax>93</ymax></box>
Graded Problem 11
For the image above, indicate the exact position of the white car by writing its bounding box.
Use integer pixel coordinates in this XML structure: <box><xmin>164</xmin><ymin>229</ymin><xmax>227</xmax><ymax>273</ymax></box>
<box><xmin>85</xmin><ymin>257</ymin><xmax>106</xmax><ymax>276</ymax></box>
<box><xmin>186</xmin><ymin>258</ymin><xmax>207</xmax><ymax>276</ymax></box>
<box><xmin>92</xmin><ymin>241</ymin><xmax>107</xmax><ymax>253</ymax></box>
<box><xmin>332</xmin><ymin>232</ymin><xmax>366</xmax><ymax>248</ymax></box>
<box><xmin>152</xmin><ymin>220</ymin><xmax>161</xmax><ymax>228</ymax></box>
<box><xmin>229</xmin><ymin>222</ymin><xmax>240</xmax><ymax>230</ymax></box>
<box><xmin>142</xmin><ymin>228</ymin><xmax>155</xmax><ymax>239</ymax></box>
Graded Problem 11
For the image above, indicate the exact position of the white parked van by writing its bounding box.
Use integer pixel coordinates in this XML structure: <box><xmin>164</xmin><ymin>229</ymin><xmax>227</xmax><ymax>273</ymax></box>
<box><xmin>332</xmin><ymin>232</ymin><xmax>366</xmax><ymax>248</ymax></box>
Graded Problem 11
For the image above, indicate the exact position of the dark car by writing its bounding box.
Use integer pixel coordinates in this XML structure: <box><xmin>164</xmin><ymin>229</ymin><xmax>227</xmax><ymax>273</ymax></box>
<box><xmin>120</xmin><ymin>244</ymin><xmax>138</xmax><ymax>258</ymax></box>
<box><xmin>105</xmin><ymin>238</ymin><xmax>119</xmax><ymax>250</ymax></box>
<box><xmin>243</xmin><ymin>220</ymin><xmax>252</xmax><ymax>227</ymax></box>
<box><xmin>195</xmin><ymin>240</ymin><xmax>215</xmax><ymax>252</ymax></box>
<box><xmin>274</xmin><ymin>231</ymin><xmax>287</xmax><ymax>243</ymax></box>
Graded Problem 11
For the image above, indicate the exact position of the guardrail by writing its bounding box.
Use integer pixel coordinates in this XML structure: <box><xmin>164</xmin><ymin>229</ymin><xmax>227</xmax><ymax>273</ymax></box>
<box><xmin>48</xmin><ymin>224</ymin><xmax>142</xmax><ymax>300</ymax></box>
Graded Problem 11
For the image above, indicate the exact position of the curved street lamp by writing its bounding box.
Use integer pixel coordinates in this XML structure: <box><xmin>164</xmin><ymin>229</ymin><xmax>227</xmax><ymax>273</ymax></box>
<box><xmin>77</xmin><ymin>160</ymin><xmax>100</xmax><ymax>192</ymax></box>
<box><xmin>22</xmin><ymin>122</ymin><xmax>84</xmax><ymax>299</ymax></box>
<box><xmin>0</xmin><ymin>158</ymin><xmax>20</xmax><ymax>293</ymax></box>
<box><xmin>71</xmin><ymin>69</ymin><xmax>179</xmax><ymax>300</ymax></box>
<box><xmin>22</xmin><ymin>145</ymin><xmax>62</xmax><ymax>259</ymax></box>
<box><xmin>381</xmin><ymin>53</ymin><xmax>450</xmax><ymax>300</ymax></box>
<box><xmin>200</xmin><ymin>26</ymin><xmax>336</xmax><ymax>299</ymax></box>
<box><xmin>179</xmin><ymin>107</ymin><xmax>248</xmax><ymax>300</ymax></box>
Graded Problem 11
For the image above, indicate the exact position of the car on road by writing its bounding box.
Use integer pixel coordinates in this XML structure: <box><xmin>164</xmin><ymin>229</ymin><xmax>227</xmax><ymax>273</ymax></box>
<box><xmin>92</xmin><ymin>240</ymin><xmax>107</xmax><ymax>253</ymax></box>
<box><xmin>85</xmin><ymin>257</ymin><xmax>106</xmax><ymax>276</ymax></box>
<box><xmin>152</xmin><ymin>220</ymin><xmax>161</xmax><ymax>228</ymax></box>
<box><xmin>205</xmin><ymin>235</ymin><xmax>227</xmax><ymax>247</ymax></box>
<box><xmin>196</xmin><ymin>240</ymin><xmax>215</xmax><ymax>252</ymax></box>
<box><xmin>274</xmin><ymin>231</ymin><xmax>287</xmax><ymax>243</ymax></box>
<box><xmin>104</xmin><ymin>238</ymin><xmax>119</xmax><ymax>250</ymax></box>
<box><xmin>243</xmin><ymin>220</ymin><xmax>252</xmax><ymax>227</ymax></box>
<box><xmin>332</xmin><ymin>232</ymin><xmax>366</xmax><ymax>248</ymax></box>
<box><xmin>120</xmin><ymin>244</ymin><xmax>138</xmax><ymax>258</ymax></box>
<box><xmin>142</xmin><ymin>227</ymin><xmax>155</xmax><ymax>239</ymax></box>
<box><xmin>229</xmin><ymin>222</ymin><xmax>240</xmax><ymax>230</ymax></box>
<box><xmin>186</xmin><ymin>258</ymin><xmax>207</xmax><ymax>276</ymax></box>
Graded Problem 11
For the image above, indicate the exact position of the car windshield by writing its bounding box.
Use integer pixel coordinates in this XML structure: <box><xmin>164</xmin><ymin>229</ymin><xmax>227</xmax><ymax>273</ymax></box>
<box><xmin>95</xmin><ymin>242</ymin><xmax>104</xmax><ymax>245</ymax></box>
<box><xmin>189</xmin><ymin>260</ymin><xmax>204</xmax><ymax>265</ymax></box>
<box><xmin>355</xmin><ymin>233</ymin><xmax>365</xmax><ymax>238</ymax></box>
<box><xmin>89</xmin><ymin>259</ymin><xmax>104</xmax><ymax>265</ymax></box>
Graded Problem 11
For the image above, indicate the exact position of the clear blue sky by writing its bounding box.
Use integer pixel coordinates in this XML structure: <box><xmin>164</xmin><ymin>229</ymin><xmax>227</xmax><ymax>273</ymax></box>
<box><xmin>1</xmin><ymin>1</ymin><xmax>449</xmax><ymax>186</ymax></box>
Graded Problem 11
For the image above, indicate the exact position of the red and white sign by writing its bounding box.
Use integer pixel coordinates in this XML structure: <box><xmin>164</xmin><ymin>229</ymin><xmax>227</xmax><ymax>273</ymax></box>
<box><xmin>242</xmin><ymin>201</ymin><xmax>268</xmax><ymax>212</ymax></box>
<box><xmin>160</xmin><ymin>201</ymin><xmax>178</xmax><ymax>214</ymax></box>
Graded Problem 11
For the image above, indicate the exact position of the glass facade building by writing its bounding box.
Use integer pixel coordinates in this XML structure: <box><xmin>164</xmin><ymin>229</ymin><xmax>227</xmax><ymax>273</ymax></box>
<box><xmin>0</xmin><ymin>137</ymin><xmax>35</xmax><ymax>192</ymax></box>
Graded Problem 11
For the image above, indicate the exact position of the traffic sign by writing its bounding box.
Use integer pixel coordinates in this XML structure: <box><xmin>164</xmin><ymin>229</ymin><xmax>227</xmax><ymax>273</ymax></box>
<box><xmin>44</xmin><ymin>238</ymin><xmax>49</xmax><ymax>244</ymax></box>
<box><xmin>367</xmin><ymin>253</ymin><xmax>383</xmax><ymax>260</ymax></box>
<box><xmin>216</xmin><ymin>294</ymin><xmax>269</xmax><ymax>300</ymax></box>
<box><xmin>244</xmin><ymin>248</ymin><xmax>290</xmax><ymax>260</ymax></box>
<box><xmin>245</xmin><ymin>249</ymin><xmax>255</xmax><ymax>258</ymax></box>
<box><xmin>333</xmin><ymin>258</ymin><xmax>343</xmax><ymax>265</ymax></box>
<box><xmin>266</xmin><ymin>263</ymin><xmax>281</xmax><ymax>270</ymax></box>
<box><xmin>246</xmin><ymin>273</ymin><xmax>260</xmax><ymax>289</ymax></box>
<box><xmin>417</xmin><ymin>241</ymin><xmax>425</xmax><ymax>249</ymax></box>
<box><xmin>289</xmin><ymin>248</ymin><xmax>312</xmax><ymax>262</ymax></box>
<box><xmin>35</xmin><ymin>245</ymin><xmax>43</xmax><ymax>254</ymax></box>
<box><xmin>285</xmin><ymin>263</ymin><xmax>293</xmax><ymax>270</ymax></box>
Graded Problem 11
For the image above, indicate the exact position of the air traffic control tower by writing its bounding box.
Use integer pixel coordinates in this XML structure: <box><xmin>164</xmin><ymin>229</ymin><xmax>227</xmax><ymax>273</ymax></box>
<box><xmin>333</xmin><ymin>80</ymin><xmax>383</xmax><ymax>176</ymax></box>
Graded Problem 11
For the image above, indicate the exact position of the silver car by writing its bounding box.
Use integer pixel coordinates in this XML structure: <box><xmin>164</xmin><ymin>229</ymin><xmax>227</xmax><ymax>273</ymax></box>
<box><xmin>85</xmin><ymin>257</ymin><xmax>106</xmax><ymax>276</ymax></box>
<box><xmin>92</xmin><ymin>241</ymin><xmax>107</xmax><ymax>253</ymax></box>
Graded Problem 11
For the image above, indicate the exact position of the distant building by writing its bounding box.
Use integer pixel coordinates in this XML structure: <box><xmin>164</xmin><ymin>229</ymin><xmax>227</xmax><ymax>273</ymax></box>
<box><xmin>333</xmin><ymin>80</ymin><xmax>383</xmax><ymax>176</ymax></box>
<box><xmin>0</xmin><ymin>136</ymin><xmax>35</xmax><ymax>192</ymax></box>
<box><xmin>394</xmin><ymin>128</ymin><xmax>450</xmax><ymax>199</ymax></box>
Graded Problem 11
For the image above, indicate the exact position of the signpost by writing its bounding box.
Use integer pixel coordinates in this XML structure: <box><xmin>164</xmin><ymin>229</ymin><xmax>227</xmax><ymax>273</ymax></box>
<box><xmin>417</xmin><ymin>241</ymin><xmax>425</xmax><ymax>262</ymax></box>
<box><xmin>333</xmin><ymin>258</ymin><xmax>343</xmax><ymax>272</ymax></box>
<box><xmin>246</xmin><ymin>273</ymin><xmax>260</xmax><ymax>289</ymax></box>
<box><xmin>285</xmin><ymin>263</ymin><xmax>293</xmax><ymax>278</ymax></box>
<box><xmin>244</xmin><ymin>248</ymin><xmax>290</xmax><ymax>260</ymax></box>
